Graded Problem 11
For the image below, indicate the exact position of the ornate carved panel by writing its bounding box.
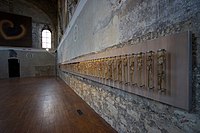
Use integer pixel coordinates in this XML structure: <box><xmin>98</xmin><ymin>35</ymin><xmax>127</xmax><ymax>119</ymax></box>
<box><xmin>59</xmin><ymin>31</ymin><xmax>192</xmax><ymax>111</ymax></box>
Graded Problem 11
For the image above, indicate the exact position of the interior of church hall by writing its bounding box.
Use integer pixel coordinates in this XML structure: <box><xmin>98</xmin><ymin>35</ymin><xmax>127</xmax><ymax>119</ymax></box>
<box><xmin>0</xmin><ymin>0</ymin><xmax>200</xmax><ymax>133</ymax></box>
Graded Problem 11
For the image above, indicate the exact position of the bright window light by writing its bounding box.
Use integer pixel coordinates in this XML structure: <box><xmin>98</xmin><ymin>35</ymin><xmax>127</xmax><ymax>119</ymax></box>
<box><xmin>42</xmin><ymin>30</ymin><xmax>51</xmax><ymax>49</ymax></box>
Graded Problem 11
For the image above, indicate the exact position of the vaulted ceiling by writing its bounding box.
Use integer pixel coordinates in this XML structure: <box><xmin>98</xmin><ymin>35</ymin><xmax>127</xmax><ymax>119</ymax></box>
<box><xmin>24</xmin><ymin>0</ymin><xmax>58</xmax><ymax>27</ymax></box>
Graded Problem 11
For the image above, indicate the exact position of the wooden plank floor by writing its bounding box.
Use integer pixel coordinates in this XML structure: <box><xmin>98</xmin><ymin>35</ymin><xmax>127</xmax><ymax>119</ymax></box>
<box><xmin>0</xmin><ymin>77</ymin><xmax>117</xmax><ymax>133</ymax></box>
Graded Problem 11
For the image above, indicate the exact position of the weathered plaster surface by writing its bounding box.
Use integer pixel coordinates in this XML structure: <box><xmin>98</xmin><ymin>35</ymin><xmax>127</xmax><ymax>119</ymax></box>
<box><xmin>57</xmin><ymin>0</ymin><xmax>200</xmax><ymax>132</ymax></box>
<box><xmin>0</xmin><ymin>50</ymin><xmax>55</xmax><ymax>79</ymax></box>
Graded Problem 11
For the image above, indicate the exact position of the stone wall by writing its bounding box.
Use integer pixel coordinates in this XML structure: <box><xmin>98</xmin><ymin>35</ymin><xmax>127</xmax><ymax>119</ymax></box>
<box><xmin>58</xmin><ymin>0</ymin><xmax>79</xmax><ymax>42</ymax></box>
<box><xmin>59</xmin><ymin>71</ymin><xmax>200</xmax><ymax>133</ymax></box>
<box><xmin>58</xmin><ymin>0</ymin><xmax>200</xmax><ymax>132</ymax></box>
<box><xmin>35</xmin><ymin>65</ymin><xmax>55</xmax><ymax>77</ymax></box>
<box><xmin>0</xmin><ymin>50</ymin><xmax>55</xmax><ymax>79</ymax></box>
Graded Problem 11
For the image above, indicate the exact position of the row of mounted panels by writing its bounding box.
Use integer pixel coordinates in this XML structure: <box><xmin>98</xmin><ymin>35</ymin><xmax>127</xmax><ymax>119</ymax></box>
<box><xmin>59</xmin><ymin>32</ymin><xmax>192</xmax><ymax>111</ymax></box>
<box><xmin>61</xmin><ymin>49</ymin><xmax>167</xmax><ymax>94</ymax></box>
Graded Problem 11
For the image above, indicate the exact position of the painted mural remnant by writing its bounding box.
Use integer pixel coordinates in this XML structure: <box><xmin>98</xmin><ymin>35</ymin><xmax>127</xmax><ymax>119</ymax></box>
<box><xmin>0</xmin><ymin>12</ymin><xmax>32</xmax><ymax>47</ymax></box>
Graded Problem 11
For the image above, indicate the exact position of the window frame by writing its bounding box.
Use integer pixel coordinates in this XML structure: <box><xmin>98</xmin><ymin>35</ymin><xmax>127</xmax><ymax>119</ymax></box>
<box><xmin>41</xmin><ymin>25</ymin><xmax>52</xmax><ymax>50</ymax></box>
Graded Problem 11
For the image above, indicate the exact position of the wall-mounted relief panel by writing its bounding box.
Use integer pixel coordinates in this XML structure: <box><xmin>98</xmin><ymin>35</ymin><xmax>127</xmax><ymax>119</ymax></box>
<box><xmin>59</xmin><ymin>31</ymin><xmax>192</xmax><ymax>111</ymax></box>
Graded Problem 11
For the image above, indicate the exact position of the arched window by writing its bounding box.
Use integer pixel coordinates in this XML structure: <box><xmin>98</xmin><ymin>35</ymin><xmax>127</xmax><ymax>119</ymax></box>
<box><xmin>42</xmin><ymin>26</ymin><xmax>51</xmax><ymax>50</ymax></box>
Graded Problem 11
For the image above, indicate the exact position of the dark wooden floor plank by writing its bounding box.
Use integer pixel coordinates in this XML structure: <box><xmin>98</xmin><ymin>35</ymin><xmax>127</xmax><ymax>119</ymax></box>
<box><xmin>0</xmin><ymin>77</ymin><xmax>117</xmax><ymax>133</ymax></box>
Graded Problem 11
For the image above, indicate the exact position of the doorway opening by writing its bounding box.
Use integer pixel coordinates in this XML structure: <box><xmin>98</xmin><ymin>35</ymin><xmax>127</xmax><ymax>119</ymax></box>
<box><xmin>8</xmin><ymin>58</ymin><xmax>20</xmax><ymax>78</ymax></box>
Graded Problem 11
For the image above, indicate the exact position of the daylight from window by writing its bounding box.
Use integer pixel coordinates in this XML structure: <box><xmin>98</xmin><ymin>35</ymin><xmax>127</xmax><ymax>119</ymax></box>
<box><xmin>42</xmin><ymin>30</ymin><xmax>51</xmax><ymax>49</ymax></box>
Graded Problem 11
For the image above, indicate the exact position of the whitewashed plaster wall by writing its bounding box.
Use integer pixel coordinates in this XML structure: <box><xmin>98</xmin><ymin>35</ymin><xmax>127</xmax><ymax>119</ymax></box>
<box><xmin>58</xmin><ymin>0</ymin><xmax>120</xmax><ymax>63</ymax></box>
<box><xmin>0</xmin><ymin>49</ymin><xmax>55</xmax><ymax>79</ymax></box>
<box><xmin>58</xmin><ymin>0</ymin><xmax>200</xmax><ymax>63</ymax></box>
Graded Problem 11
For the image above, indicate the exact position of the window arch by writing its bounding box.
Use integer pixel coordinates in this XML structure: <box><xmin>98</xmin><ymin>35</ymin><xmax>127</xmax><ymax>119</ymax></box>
<box><xmin>42</xmin><ymin>26</ymin><xmax>51</xmax><ymax>50</ymax></box>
